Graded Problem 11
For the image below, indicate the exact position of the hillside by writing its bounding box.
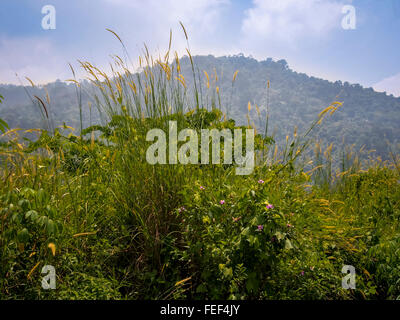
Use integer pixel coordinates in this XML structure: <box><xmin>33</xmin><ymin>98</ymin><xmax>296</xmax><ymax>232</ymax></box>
<box><xmin>180</xmin><ymin>55</ymin><xmax>400</xmax><ymax>158</ymax></box>
<box><xmin>1</xmin><ymin>55</ymin><xmax>399</xmax><ymax>158</ymax></box>
<box><xmin>1</xmin><ymin>49</ymin><xmax>400</xmax><ymax>300</ymax></box>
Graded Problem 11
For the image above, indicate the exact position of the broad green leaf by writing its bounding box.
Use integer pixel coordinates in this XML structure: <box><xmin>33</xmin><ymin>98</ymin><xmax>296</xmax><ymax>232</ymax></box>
<box><xmin>223</xmin><ymin>267</ymin><xmax>233</xmax><ymax>278</ymax></box>
<box><xmin>37</xmin><ymin>215</ymin><xmax>48</xmax><ymax>226</ymax></box>
<box><xmin>274</xmin><ymin>231</ymin><xmax>285</xmax><ymax>241</ymax></box>
<box><xmin>284</xmin><ymin>239</ymin><xmax>294</xmax><ymax>250</ymax></box>
<box><xmin>0</xmin><ymin>118</ymin><xmax>9</xmax><ymax>134</ymax></box>
<box><xmin>18</xmin><ymin>199</ymin><xmax>30</xmax><ymax>210</ymax></box>
<box><xmin>25</xmin><ymin>210</ymin><xmax>38</xmax><ymax>221</ymax></box>
<box><xmin>17</xmin><ymin>228</ymin><xmax>30</xmax><ymax>243</ymax></box>
<box><xmin>46</xmin><ymin>219</ymin><xmax>56</xmax><ymax>234</ymax></box>
<box><xmin>241</xmin><ymin>227</ymin><xmax>251</xmax><ymax>236</ymax></box>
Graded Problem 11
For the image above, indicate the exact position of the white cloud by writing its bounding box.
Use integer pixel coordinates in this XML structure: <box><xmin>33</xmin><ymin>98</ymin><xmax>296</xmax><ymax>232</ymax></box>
<box><xmin>373</xmin><ymin>73</ymin><xmax>400</xmax><ymax>97</ymax></box>
<box><xmin>105</xmin><ymin>0</ymin><xmax>228</xmax><ymax>26</ymax></box>
<box><xmin>0</xmin><ymin>1</ymin><xmax>231</xmax><ymax>84</ymax></box>
<box><xmin>95</xmin><ymin>0</ymin><xmax>233</xmax><ymax>69</ymax></box>
<box><xmin>102</xmin><ymin>0</ymin><xmax>229</xmax><ymax>43</ymax></box>
<box><xmin>0</xmin><ymin>36</ymin><xmax>71</xmax><ymax>85</ymax></box>
<box><xmin>241</xmin><ymin>0</ymin><xmax>346</xmax><ymax>45</ymax></box>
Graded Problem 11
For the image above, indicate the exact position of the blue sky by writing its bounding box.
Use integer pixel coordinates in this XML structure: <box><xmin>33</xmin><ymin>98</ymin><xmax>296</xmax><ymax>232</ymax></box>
<box><xmin>0</xmin><ymin>0</ymin><xmax>399</xmax><ymax>96</ymax></box>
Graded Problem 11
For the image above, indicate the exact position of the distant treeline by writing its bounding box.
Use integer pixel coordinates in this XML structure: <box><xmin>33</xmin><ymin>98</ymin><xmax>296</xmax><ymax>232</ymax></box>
<box><xmin>1</xmin><ymin>54</ymin><xmax>399</xmax><ymax>159</ymax></box>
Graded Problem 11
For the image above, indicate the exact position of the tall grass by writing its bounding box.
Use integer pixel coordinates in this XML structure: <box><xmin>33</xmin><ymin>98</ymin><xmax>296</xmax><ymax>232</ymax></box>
<box><xmin>0</xmin><ymin>29</ymin><xmax>399</xmax><ymax>300</ymax></box>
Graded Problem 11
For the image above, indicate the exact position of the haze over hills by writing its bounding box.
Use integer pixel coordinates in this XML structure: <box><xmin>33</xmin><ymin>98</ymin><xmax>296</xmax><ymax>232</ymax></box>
<box><xmin>1</xmin><ymin>54</ymin><xmax>399</xmax><ymax>159</ymax></box>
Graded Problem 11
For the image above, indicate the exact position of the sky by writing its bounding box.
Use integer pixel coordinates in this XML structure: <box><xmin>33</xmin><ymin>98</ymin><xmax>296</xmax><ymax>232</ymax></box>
<box><xmin>0</xmin><ymin>0</ymin><xmax>399</xmax><ymax>96</ymax></box>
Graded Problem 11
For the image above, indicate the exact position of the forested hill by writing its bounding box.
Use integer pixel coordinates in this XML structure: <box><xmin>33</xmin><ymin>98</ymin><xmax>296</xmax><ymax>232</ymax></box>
<box><xmin>1</xmin><ymin>54</ymin><xmax>399</xmax><ymax>158</ymax></box>
<box><xmin>180</xmin><ymin>55</ymin><xmax>400</xmax><ymax>158</ymax></box>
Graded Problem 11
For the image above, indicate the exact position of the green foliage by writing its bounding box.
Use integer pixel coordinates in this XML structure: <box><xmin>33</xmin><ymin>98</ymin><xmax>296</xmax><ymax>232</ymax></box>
<box><xmin>177</xmin><ymin>170</ymin><xmax>292</xmax><ymax>299</ymax></box>
<box><xmin>0</xmin><ymin>41</ymin><xmax>399</xmax><ymax>301</ymax></box>
<box><xmin>1</xmin><ymin>55</ymin><xmax>399</xmax><ymax>161</ymax></box>
<box><xmin>0</xmin><ymin>94</ymin><xmax>9</xmax><ymax>134</ymax></box>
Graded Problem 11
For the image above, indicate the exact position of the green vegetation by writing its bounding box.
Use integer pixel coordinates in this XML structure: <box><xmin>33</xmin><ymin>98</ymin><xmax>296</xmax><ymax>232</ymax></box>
<box><xmin>1</xmin><ymin>33</ymin><xmax>399</xmax><ymax>300</ymax></box>
<box><xmin>1</xmin><ymin>55</ymin><xmax>400</xmax><ymax>161</ymax></box>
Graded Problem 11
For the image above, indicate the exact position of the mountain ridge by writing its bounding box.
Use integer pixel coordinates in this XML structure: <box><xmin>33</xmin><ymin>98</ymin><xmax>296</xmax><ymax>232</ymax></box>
<box><xmin>0</xmin><ymin>54</ymin><xmax>399</xmax><ymax>159</ymax></box>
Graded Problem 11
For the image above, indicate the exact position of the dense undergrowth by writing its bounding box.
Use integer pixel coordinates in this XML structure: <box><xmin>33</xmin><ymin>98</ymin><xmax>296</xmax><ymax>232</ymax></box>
<box><xmin>1</xmin><ymin>30</ymin><xmax>399</xmax><ymax>300</ymax></box>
